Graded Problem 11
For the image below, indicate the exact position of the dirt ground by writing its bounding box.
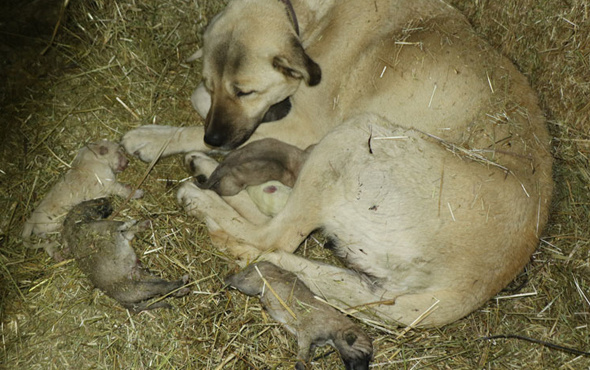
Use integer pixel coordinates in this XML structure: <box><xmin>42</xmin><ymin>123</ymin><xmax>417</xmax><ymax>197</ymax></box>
<box><xmin>1</xmin><ymin>0</ymin><xmax>589</xmax><ymax>369</ymax></box>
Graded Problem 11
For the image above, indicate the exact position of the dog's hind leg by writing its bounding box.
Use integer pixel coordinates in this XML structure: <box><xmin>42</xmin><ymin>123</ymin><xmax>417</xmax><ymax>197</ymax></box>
<box><xmin>258</xmin><ymin>250</ymin><xmax>471</xmax><ymax>327</ymax></box>
<box><xmin>177</xmin><ymin>171</ymin><xmax>322</xmax><ymax>256</ymax></box>
<box><xmin>177</xmin><ymin>123</ymin><xmax>355</xmax><ymax>256</ymax></box>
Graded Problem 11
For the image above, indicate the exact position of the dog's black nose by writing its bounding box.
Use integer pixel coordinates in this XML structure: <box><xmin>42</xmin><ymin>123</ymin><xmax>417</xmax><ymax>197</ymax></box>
<box><xmin>204</xmin><ymin>131</ymin><xmax>226</xmax><ymax>148</ymax></box>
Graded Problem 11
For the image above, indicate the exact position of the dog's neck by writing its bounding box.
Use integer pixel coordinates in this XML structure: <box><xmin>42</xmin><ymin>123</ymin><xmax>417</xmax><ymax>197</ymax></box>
<box><xmin>278</xmin><ymin>0</ymin><xmax>299</xmax><ymax>35</ymax></box>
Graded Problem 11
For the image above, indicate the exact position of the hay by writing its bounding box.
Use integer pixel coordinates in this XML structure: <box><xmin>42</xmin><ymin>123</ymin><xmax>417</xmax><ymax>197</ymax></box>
<box><xmin>1</xmin><ymin>0</ymin><xmax>589</xmax><ymax>368</ymax></box>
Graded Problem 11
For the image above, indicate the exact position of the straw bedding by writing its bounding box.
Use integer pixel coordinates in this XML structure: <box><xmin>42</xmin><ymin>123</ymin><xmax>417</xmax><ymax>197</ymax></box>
<box><xmin>1</xmin><ymin>0</ymin><xmax>588</xmax><ymax>368</ymax></box>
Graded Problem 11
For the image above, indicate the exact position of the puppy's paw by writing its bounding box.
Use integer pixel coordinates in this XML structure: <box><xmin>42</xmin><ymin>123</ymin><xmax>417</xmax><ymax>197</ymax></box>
<box><xmin>131</xmin><ymin>189</ymin><xmax>144</xmax><ymax>199</ymax></box>
<box><xmin>174</xmin><ymin>275</ymin><xmax>191</xmax><ymax>297</ymax></box>
<box><xmin>184</xmin><ymin>151</ymin><xmax>219</xmax><ymax>178</ymax></box>
<box><xmin>121</xmin><ymin>125</ymin><xmax>182</xmax><ymax>162</ymax></box>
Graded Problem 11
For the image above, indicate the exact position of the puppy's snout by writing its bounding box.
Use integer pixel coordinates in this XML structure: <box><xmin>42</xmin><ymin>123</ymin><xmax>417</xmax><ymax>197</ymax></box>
<box><xmin>118</xmin><ymin>155</ymin><xmax>129</xmax><ymax>171</ymax></box>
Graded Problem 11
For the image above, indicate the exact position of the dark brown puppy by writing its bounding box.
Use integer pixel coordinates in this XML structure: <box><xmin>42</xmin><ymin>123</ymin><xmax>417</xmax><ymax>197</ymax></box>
<box><xmin>226</xmin><ymin>261</ymin><xmax>373</xmax><ymax>370</ymax></box>
<box><xmin>195</xmin><ymin>138</ymin><xmax>313</xmax><ymax>196</ymax></box>
<box><xmin>62</xmin><ymin>198</ymin><xmax>189</xmax><ymax>312</ymax></box>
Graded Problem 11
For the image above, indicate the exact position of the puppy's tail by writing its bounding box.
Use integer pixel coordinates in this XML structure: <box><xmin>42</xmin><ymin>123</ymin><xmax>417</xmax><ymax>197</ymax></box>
<box><xmin>185</xmin><ymin>48</ymin><xmax>203</xmax><ymax>62</ymax></box>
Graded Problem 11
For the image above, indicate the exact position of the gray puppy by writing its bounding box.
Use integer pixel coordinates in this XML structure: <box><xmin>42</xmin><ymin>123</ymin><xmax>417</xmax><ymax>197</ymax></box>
<box><xmin>62</xmin><ymin>198</ymin><xmax>189</xmax><ymax>312</ymax></box>
<box><xmin>225</xmin><ymin>261</ymin><xmax>373</xmax><ymax>370</ymax></box>
<box><xmin>195</xmin><ymin>138</ymin><xmax>313</xmax><ymax>196</ymax></box>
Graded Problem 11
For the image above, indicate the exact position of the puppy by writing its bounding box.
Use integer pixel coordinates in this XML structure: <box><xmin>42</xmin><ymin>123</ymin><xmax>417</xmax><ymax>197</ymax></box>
<box><xmin>183</xmin><ymin>141</ymin><xmax>301</xmax><ymax>218</ymax></box>
<box><xmin>190</xmin><ymin>138</ymin><xmax>311</xmax><ymax>217</ymax></box>
<box><xmin>226</xmin><ymin>261</ymin><xmax>373</xmax><ymax>370</ymax></box>
<box><xmin>196</xmin><ymin>138</ymin><xmax>312</xmax><ymax>196</ymax></box>
<box><xmin>22</xmin><ymin>140</ymin><xmax>143</xmax><ymax>258</ymax></box>
<box><xmin>62</xmin><ymin>198</ymin><xmax>189</xmax><ymax>312</ymax></box>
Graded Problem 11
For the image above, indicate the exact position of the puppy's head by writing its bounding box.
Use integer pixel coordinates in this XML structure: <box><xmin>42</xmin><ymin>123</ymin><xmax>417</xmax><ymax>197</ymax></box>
<box><xmin>84</xmin><ymin>140</ymin><xmax>129</xmax><ymax>172</ymax></box>
<box><xmin>199</xmin><ymin>1</ymin><xmax>321</xmax><ymax>149</ymax></box>
<box><xmin>333</xmin><ymin>326</ymin><xmax>373</xmax><ymax>370</ymax></box>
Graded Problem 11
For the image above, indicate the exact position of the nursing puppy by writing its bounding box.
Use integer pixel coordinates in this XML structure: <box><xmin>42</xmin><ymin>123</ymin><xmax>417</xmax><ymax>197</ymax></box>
<box><xmin>185</xmin><ymin>144</ymin><xmax>298</xmax><ymax>219</ymax></box>
<box><xmin>226</xmin><ymin>261</ymin><xmax>373</xmax><ymax>370</ymax></box>
<box><xmin>195</xmin><ymin>138</ymin><xmax>311</xmax><ymax>196</ymax></box>
<box><xmin>126</xmin><ymin>0</ymin><xmax>553</xmax><ymax>327</ymax></box>
<box><xmin>22</xmin><ymin>140</ymin><xmax>143</xmax><ymax>258</ymax></box>
<box><xmin>62</xmin><ymin>198</ymin><xmax>189</xmax><ymax>312</ymax></box>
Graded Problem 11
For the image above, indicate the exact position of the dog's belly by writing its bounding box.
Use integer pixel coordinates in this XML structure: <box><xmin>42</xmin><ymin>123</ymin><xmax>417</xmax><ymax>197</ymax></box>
<box><xmin>319</xmin><ymin>152</ymin><xmax>443</xmax><ymax>292</ymax></box>
<box><xmin>300</xmin><ymin>114</ymin><xmax>546</xmax><ymax>297</ymax></box>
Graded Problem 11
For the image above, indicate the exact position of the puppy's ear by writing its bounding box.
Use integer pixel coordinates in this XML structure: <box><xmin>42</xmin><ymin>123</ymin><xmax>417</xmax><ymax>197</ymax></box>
<box><xmin>273</xmin><ymin>38</ymin><xmax>321</xmax><ymax>86</ymax></box>
<box><xmin>86</xmin><ymin>142</ymin><xmax>108</xmax><ymax>157</ymax></box>
<box><xmin>186</xmin><ymin>48</ymin><xmax>203</xmax><ymax>62</ymax></box>
<box><xmin>98</xmin><ymin>145</ymin><xmax>109</xmax><ymax>155</ymax></box>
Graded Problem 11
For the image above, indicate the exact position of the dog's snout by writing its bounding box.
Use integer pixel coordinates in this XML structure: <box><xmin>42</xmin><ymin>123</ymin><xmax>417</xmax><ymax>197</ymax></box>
<box><xmin>204</xmin><ymin>131</ymin><xmax>226</xmax><ymax>148</ymax></box>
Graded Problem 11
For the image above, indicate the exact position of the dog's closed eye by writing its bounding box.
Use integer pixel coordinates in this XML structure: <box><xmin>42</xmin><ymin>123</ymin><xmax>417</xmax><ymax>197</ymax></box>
<box><xmin>236</xmin><ymin>89</ymin><xmax>255</xmax><ymax>97</ymax></box>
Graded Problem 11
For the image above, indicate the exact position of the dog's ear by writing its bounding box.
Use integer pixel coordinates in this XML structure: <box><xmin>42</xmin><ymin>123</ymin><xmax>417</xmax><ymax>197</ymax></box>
<box><xmin>273</xmin><ymin>38</ymin><xmax>321</xmax><ymax>86</ymax></box>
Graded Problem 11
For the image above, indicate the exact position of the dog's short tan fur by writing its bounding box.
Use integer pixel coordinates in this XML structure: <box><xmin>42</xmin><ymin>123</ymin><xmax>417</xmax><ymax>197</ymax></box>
<box><xmin>22</xmin><ymin>140</ymin><xmax>143</xmax><ymax>258</ymax></box>
<box><xmin>126</xmin><ymin>0</ymin><xmax>553</xmax><ymax>326</ymax></box>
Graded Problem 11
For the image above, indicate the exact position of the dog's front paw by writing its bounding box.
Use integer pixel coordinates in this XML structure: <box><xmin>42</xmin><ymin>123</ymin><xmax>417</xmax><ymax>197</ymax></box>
<box><xmin>208</xmin><ymin>228</ymin><xmax>262</xmax><ymax>262</ymax></box>
<box><xmin>177</xmin><ymin>181</ymin><xmax>209</xmax><ymax>218</ymax></box>
<box><xmin>121</xmin><ymin>125</ymin><xmax>182</xmax><ymax>162</ymax></box>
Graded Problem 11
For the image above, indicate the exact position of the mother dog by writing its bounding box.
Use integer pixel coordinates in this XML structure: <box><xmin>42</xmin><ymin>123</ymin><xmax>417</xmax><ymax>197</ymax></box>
<box><xmin>122</xmin><ymin>0</ymin><xmax>553</xmax><ymax>326</ymax></box>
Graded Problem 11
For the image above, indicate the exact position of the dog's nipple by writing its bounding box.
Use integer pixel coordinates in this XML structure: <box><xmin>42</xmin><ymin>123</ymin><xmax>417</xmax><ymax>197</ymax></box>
<box><xmin>263</xmin><ymin>186</ymin><xmax>278</xmax><ymax>194</ymax></box>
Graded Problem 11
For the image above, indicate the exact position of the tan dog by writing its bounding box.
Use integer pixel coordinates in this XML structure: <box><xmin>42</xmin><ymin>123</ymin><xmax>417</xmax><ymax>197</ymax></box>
<box><xmin>126</xmin><ymin>0</ymin><xmax>553</xmax><ymax>327</ymax></box>
<box><xmin>22</xmin><ymin>141</ymin><xmax>143</xmax><ymax>258</ymax></box>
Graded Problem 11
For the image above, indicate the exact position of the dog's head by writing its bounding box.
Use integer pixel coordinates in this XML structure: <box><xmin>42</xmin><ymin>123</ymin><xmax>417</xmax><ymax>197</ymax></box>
<box><xmin>199</xmin><ymin>1</ymin><xmax>321</xmax><ymax>149</ymax></box>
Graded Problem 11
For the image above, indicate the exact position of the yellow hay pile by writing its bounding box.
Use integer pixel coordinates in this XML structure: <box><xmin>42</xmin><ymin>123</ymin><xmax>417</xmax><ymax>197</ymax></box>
<box><xmin>0</xmin><ymin>0</ymin><xmax>588</xmax><ymax>368</ymax></box>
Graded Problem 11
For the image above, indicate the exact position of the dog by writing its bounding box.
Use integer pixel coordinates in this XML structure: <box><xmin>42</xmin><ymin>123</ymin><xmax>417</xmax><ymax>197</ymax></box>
<box><xmin>187</xmin><ymin>138</ymin><xmax>310</xmax><ymax>217</ymax></box>
<box><xmin>62</xmin><ymin>198</ymin><xmax>190</xmax><ymax>312</ymax></box>
<box><xmin>195</xmin><ymin>138</ymin><xmax>311</xmax><ymax>196</ymax></box>
<box><xmin>22</xmin><ymin>140</ymin><xmax>143</xmax><ymax>259</ymax></box>
<box><xmin>226</xmin><ymin>261</ymin><xmax>373</xmax><ymax>370</ymax></box>
<box><xmin>124</xmin><ymin>0</ymin><xmax>553</xmax><ymax>327</ymax></box>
